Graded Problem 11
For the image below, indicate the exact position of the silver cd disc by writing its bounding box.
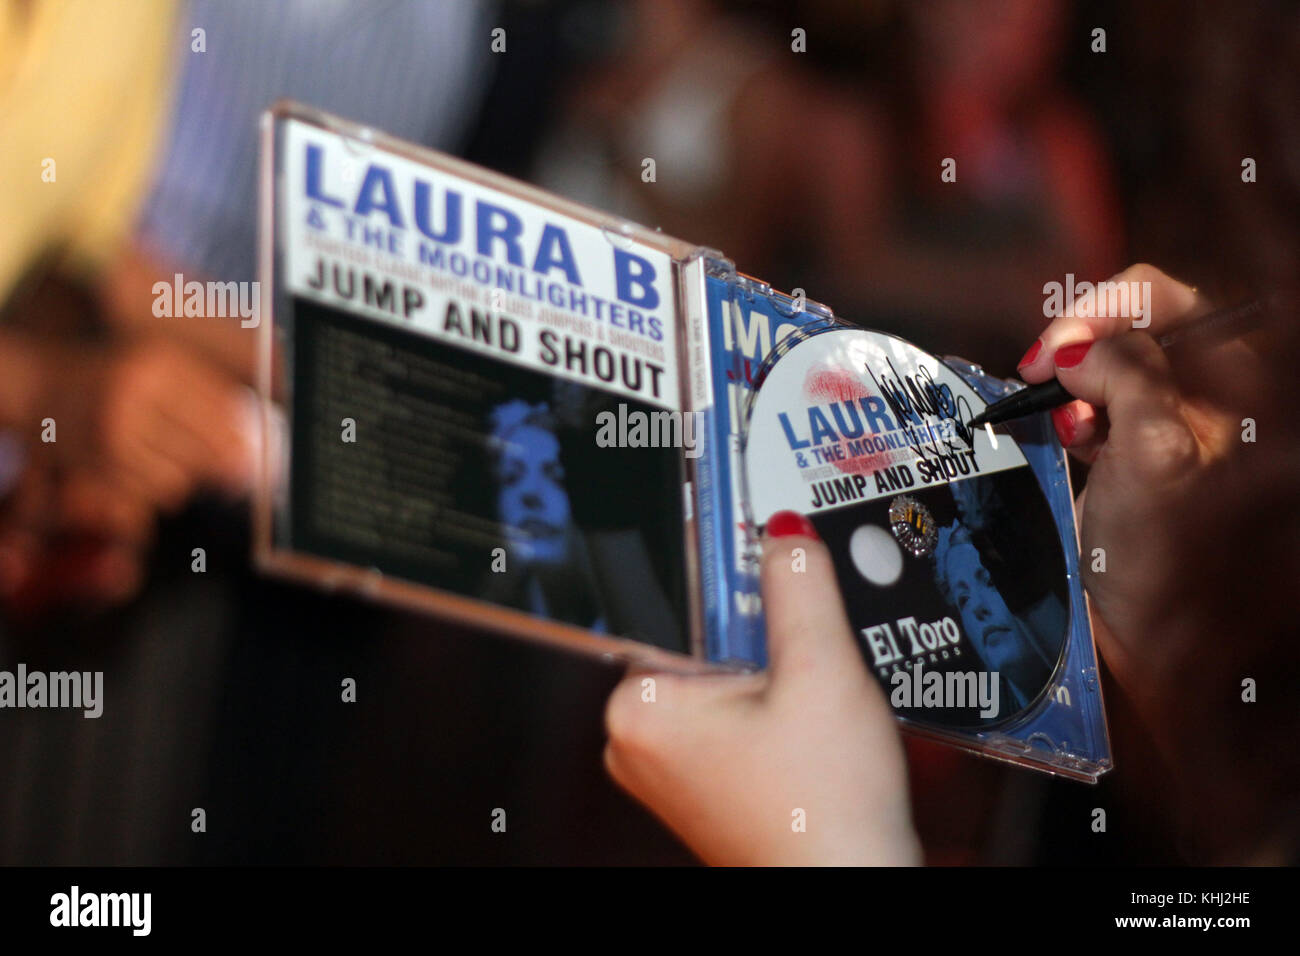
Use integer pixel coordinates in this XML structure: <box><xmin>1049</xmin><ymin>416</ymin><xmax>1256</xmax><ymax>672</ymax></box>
<box><xmin>743</xmin><ymin>327</ymin><xmax>1069</xmax><ymax>729</ymax></box>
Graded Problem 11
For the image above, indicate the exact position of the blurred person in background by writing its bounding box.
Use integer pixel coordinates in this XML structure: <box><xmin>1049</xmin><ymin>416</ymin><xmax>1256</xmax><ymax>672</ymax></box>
<box><xmin>535</xmin><ymin>0</ymin><xmax>1122</xmax><ymax>370</ymax></box>
<box><xmin>0</xmin><ymin>0</ymin><xmax>183</xmax><ymax>610</ymax></box>
<box><xmin>1</xmin><ymin>1</ymin><xmax>499</xmax><ymax>616</ymax></box>
<box><xmin>2</xmin><ymin>0</ymin><xmax>698</xmax><ymax>868</ymax></box>
<box><xmin>2</xmin><ymin>0</ymin><xmax>598</xmax><ymax>867</ymax></box>
<box><xmin>807</xmin><ymin>0</ymin><xmax>1124</xmax><ymax>362</ymax></box>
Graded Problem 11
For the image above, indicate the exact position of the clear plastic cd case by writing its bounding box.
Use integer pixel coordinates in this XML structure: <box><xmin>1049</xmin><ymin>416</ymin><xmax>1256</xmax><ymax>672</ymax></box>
<box><xmin>257</xmin><ymin>102</ymin><xmax>1111</xmax><ymax>782</ymax></box>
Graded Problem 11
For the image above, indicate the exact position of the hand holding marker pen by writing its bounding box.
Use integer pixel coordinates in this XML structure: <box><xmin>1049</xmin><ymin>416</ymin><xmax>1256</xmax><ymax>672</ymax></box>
<box><xmin>968</xmin><ymin>294</ymin><xmax>1283</xmax><ymax>431</ymax></box>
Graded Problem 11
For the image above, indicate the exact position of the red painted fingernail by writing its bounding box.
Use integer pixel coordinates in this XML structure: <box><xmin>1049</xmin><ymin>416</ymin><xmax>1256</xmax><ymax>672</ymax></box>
<box><xmin>765</xmin><ymin>510</ymin><xmax>819</xmax><ymax>540</ymax></box>
<box><xmin>1053</xmin><ymin>341</ymin><xmax>1093</xmax><ymax>369</ymax></box>
<box><xmin>1050</xmin><ymin>406</ymin><xmax>1076</xmax><ymax>446</ymax></box>
<box><xmin>1016</xmin><ymin>338</ymin><xmax>1043</xmax><ymax>370</ymax></box>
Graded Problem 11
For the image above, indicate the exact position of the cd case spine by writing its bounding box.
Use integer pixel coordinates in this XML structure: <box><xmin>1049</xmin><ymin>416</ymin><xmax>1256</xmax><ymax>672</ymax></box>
<box><xmin>686</xmin><ymin>257</ymin><xmax>837</xmax><ymax>668</ymax></box>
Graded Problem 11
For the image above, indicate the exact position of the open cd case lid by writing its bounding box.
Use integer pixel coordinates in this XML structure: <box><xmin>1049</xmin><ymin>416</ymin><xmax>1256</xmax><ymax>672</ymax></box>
<box><xmin>255</xmin><ymin>100</ymin><xmax>712</xmax><ymax>674</ymax></box>
<box><xmin>256</xmin><ymin>101</ymin><xmax>1111</xmax><ymax>782</ymax></box>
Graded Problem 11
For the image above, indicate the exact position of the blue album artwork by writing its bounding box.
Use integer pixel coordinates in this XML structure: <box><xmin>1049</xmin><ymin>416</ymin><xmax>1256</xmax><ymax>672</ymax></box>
<box><xmin>811</xmin><ymin>464</ymin><xmax>1068</xmax><ymax>729</ymax></box>
<box><xmin>284</xmin><ymin>296</ymin><xmax>692</xmax><ymax>653</ymax></box>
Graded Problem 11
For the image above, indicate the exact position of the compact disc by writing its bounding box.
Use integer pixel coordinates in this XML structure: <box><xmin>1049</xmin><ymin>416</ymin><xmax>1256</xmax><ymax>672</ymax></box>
<box><xmin>743</xmin><ymin>327</ymin><xmax>1069</xmax><ymax>729</ymax></box>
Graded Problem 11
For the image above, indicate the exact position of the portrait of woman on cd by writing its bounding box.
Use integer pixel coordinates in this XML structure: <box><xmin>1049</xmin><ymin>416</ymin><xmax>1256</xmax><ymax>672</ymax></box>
<box><xmin>927</xmin><ymin>472</ymin><xmax>1068</xmax><ymax>714</ymax></box>
<box><xmin>476</xmin><ymin>398</ymin><xmax>608</xmax><ymax>632</ymax></box>
<box><xmin>932</xmin><ymin>521</ymin><xmax>1061</xmax><ymax>714</ymax></box>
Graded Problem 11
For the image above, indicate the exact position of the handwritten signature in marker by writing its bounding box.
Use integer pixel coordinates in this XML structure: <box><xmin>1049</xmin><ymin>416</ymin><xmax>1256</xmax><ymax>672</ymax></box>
<box><xmin>866</xmin><ymin>356</ymin><xmax>974</xmax><ymax>460</ymax></box>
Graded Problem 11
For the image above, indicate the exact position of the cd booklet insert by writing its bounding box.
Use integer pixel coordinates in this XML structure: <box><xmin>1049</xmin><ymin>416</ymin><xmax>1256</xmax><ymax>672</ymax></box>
<box><xmin>257</xmin><ymin>102</ymin><xmax>1112</xmax><ymax>781</ymax></box>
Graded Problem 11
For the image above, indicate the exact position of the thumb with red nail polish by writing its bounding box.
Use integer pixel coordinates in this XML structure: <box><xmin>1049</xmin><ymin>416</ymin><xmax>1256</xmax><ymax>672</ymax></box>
<box><xmin>765</xmin><ymin>509</ymin><xmax>819</xmax><ymax>540</ymax></box>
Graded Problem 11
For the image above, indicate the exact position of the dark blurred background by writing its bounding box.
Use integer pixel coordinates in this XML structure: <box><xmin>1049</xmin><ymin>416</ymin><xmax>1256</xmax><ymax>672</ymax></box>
<box><xmin>0</xmin><ymin>0</ymin><xmax>1296</xmax><ymax>864</ymax></box>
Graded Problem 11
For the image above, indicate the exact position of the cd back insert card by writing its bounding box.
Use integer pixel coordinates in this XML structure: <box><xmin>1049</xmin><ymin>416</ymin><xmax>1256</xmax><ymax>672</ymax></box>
<box><xmin>259</xmin><ymin>103</ymin><xmax>1110</xmax><ymax>780</ymax></box>
<box><xmin>262</xmin><ymin>106</ymin><xmax>698</xmax><ymax>664</ymax></box>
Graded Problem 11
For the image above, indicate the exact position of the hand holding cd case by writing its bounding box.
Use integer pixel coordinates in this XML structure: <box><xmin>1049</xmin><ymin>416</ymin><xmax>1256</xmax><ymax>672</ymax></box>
<box><xmin>257</xmin><ymin>102</ymin><xmax>1111</xmax><ymax>781</ymax></box>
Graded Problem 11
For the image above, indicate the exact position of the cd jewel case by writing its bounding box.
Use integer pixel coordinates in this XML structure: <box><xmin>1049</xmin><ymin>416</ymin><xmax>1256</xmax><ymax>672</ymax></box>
<box><xmin>257</xmin><ymin>101</ymin><xmax>1111</xmax><ymax>781</ymax></box>
<box><xmin>738</xmin><ymin>318</ymin><xmax>1110</xmax><ymax>781</ymax></box>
